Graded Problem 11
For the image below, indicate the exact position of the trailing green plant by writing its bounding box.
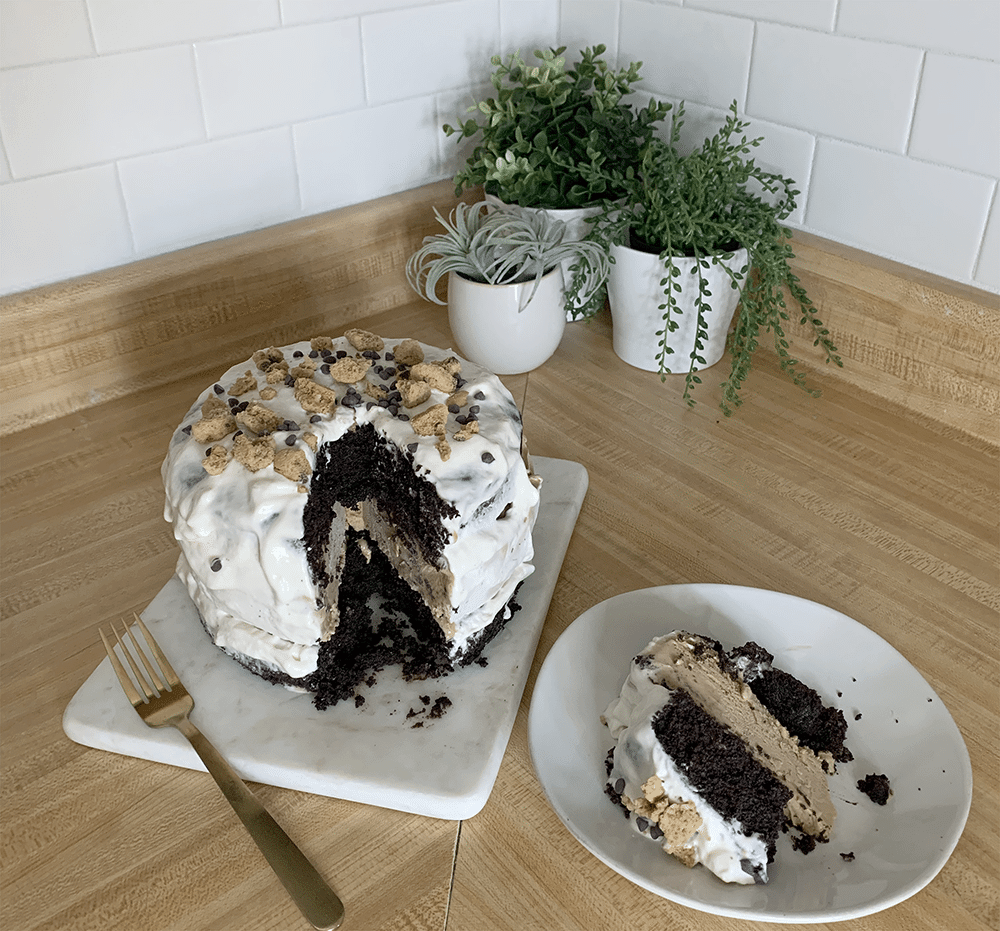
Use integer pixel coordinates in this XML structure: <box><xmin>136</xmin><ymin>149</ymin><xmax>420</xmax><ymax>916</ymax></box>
<box><xmin>406</xmin><ymin>200</ymin><xmax>610</xmax><ymax>311</ymax></box>
<box><xmin>444</xmin><ymin>45</ymin><xmax>670</xmax><ymax>210</ymax></box>
<box><xmin>597</xmin><ymin>100</ymin><xmax>842</xmax><ymax>415</ymax></box>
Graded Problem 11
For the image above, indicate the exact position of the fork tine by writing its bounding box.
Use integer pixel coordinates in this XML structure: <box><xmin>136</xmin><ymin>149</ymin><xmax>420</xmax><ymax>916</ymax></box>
<box><xmin>112</xmin><ymin>620</ymin><xmax>156</xmax><ymax>702</ymax></box>
<box><xmin>100</xmin><ymin>626</ymin><xmax>143</xmax><ymax>706</ymax></box>
<box><xmin>134</xmin><ymin>613</ymin><xmax>181</xmax><ymax>688</ymax></box>
<box><xmin>125</xmin><ymin>614</ymin><xmax>166</xmax><ymax>692</ymax></box>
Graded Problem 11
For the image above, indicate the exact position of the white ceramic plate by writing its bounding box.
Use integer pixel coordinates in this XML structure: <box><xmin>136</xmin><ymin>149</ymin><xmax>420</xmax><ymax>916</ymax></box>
<box><xmin>528</xmin><ymin>584</ymin><xmax>972</xmax><ymax>923</ymax></box>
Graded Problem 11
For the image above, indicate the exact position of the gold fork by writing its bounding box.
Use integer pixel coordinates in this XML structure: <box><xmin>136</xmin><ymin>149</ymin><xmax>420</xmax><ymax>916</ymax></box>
<box><xmin>101</xmin><ymin>614</ymin><xmax>345</xmax><ymax>931</ymax></box>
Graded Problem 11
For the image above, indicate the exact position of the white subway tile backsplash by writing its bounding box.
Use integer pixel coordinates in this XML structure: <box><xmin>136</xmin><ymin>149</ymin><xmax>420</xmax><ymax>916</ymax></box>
<box><xmin>620</xmin><ymin>1</ymin><xmax>754</xmax><ymax>109</ymax></box>
<box><xmin>295</xmin><ymin>96</ymin><xmax>442</xmax><ymax>212</ymax></box>
<box><xmin>0</xmin><ymin>0</ymin><xmax>94</xmax><ymax>68</ymax></box>
<box><xmin>87</xmin><ymin>1</ymin><xmax>280</xmax><ymax>54</ymax></box>
<box><xmin>500</xmin><ymin>0</ymin><xmax>559</xmax><ymax>58</ymax></box>
<box><xmin>558</xmin><ymin>1</ymin><xmax>620</xmax><ymax>58</ymax></box>
<box><xmin>0</xmin><ymin>166</ymin><xmax>133</xmax><ymax>294</ymax></box>
<box><xmin>363</xmin><ymin>2</ymin><xmax>500</xmax><ymax>105</ymax></box>
<box><xmin>0</xmin><ymin>47</ymin><xmax>204</xmax><ymax>178</ymax></box>
<box><xmin>975</xmin><ymin>198</ymin><xmax>1000</xmax><ymax>291</ymax></box>
<box><xmin>281</xmin><ymin>0</ymin><xmax>439</xmax><ymax>25</ymax></box>
<box><xmin>910</xmin><ymin>54</ymin><xmax>1000</xmax><ymax>178</ymax></box>
<box><xmin>837</xmin><ymin>0</ymin><xmax>1000</xmax><ymax>61</ymax></box>
<box><xmin>686</xmin><ymin>0</ymin><xmax>836</xmax><ymax>32</ymax></box>
<box><xmin>748</xmin><ymin>24</ymin><xmax>921</xmax><ymax>152</ymax></box>
<box><xmin>806</xmin><ymin>139</ymin><xmax>994</xmax><ymax>281</ymax></box>
<box><xmin>196</xmin><ymin>21</ymin><xmax>365</xmax><ymax>138</ymax></box>
<box><xmin>0</xmin><ymin>0</ymin><xmax>996</xmax><ymax>295</ymax></box>
<box><xmin>119</xmin><ymin>129</ymin><xmax>299</xmax><ymax>255</ymax></box>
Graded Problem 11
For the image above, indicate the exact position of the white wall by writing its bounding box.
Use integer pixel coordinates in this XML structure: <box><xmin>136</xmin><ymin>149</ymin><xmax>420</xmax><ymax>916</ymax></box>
<box><xmin>1</xmin><ymin>0</ymin><xmax>997</xmax><ymax>296</ymax></box>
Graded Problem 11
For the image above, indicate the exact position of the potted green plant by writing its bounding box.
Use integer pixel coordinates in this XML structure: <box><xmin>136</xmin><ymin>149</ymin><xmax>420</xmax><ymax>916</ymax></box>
<box><xmin>444</xmin><ymin>45</ymin><xmax>669</xmax><ymax>320</ymax></box>
<box><xmin>599</xmin><ymin>101</ymin><xmax>842</xmax><ymax>415</ymax></box>
<box><xmin>406</xmin><ymin>200</ymin><xmax>610</xmax><ymax>374</ymax></box>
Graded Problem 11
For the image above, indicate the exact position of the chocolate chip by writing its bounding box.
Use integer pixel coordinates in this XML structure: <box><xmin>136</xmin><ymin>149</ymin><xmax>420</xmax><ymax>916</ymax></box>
<box><xmin>210</xmin><ymin>558</ymin><xmax>222</xmax><ymax>572</ymax></box>
<box><xmin>384</xmin><ymin>352</ymin><xmax>394</xmax><ymax>361</ymax></box>
<box><xmin>228</xmin><ymin>397</ymin><xmax>239</xmax><ymax>408</ymax></box>
<box><xmin>398</xmin><ymin>413</ymin><xmax>409</xmax><ymax>421</ymax></box>
<box><xmin>321</xmin><ymin>364</ymin><xmax>331</xmax><ymax>375</ymax></box>
<box><xmin>284</xmin><ymin>435</ymin><xmax>296</xmax><ymax>446</ymax></box>
<box><xmin>182</xmin><ymin>424</ymin><xmax>192</xmax><ymax>435</ymax></box>
<box><xmin>636</xmin><ymin>817</ymin><xmax>649</xmax><ymax>832</ymax></box>
<box><xmin>293</xmin><ymin>350</ymin><xmax>303</xmax><ymax>357</ymax></box>
<box><xmin>614</xmin><ymin>778</ymin><xmax>625</xmax><ymax>794</ymax></box>
<box><xmin>481</xmin><ymin>452</ymin><xmax>494</xmax><ymax>463</ymax></box>
<box><xmin>285</xmin><ymin>375</ymin><xmax>295</xmax><ymax>387</ymax></box>
<box><xmin>362</xmin><ymin>350</ymin><xmax>379</xmax><ymax>359</ymax></box>
<box><xmin>468</xmin><ymin>405</ymin><xmax>480</xmax><ymax>414</ymax></box>
<box><xmin>213</xmin><ymin>384</ymin><xmax>224</xmax><ymax>395</ymax></box>
<box><xmin>336</xmin><ymin>350</ymin><xmax>347</xmax><ymax>358</ymax></box>
<box><xmin>448</xmin><ymin>404</ymin><xmax>460</xmax><ymax>413</ymax></box>
<box><xmin>407</xmin><ymin>443</ymin><xmax>418</xmax><ymax>453</ymax></box>
<box><xmin>650</xmin><ymin>825</ymin><xmax>663</xmax><ymax>840</ymax></box>
<box><xmin>473</xmin><ymin>390</ymin><xmax>485</xmax><ymax>400</ymax></box>
<box><xmin>310</xmin><ymin>415</ymin><xmax>322</xmax><ymax>423</ymax></box>
<box><xmin>309</xmin><ymin>350</ymin><xmax>319</xmax><ymax>358</ymax></box>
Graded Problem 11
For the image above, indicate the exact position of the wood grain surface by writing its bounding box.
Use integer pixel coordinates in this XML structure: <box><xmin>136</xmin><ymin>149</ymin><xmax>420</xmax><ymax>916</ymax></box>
<box><xmin>1</xmin><ymin>184</ymin><xmax>997</xmax><ymax>931</ymax></box>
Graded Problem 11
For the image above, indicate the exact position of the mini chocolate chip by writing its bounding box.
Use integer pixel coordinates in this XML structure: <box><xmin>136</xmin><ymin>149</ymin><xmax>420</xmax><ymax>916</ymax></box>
<box><xmin>234</xmin><ymin>430</ymin><xmax>244</xmax><ymax>437</ymax></box>
<box><xmin>293</xmin><ymin>350</ymin><xmax>303</xmax><ymax>357</ymax></box>
<box><xmin>236</xmin><ymin>401</ymin><xmax>249</xmax><ymax>412</ymax></box>
<box><xmin>384</xmin><ymin>352</ymin><xmax>394</xmax><ymax>361</ymax></box>
<box><xmin>284</xmin><ymin>435</ymin><xmax>296</xmax><ymax>446</ymax></box>
<box><xmin>650</xmin><ymin>825</ymin><xmax>664</xmax><ymax>840</ymax></box>
<box><xmin>448</xmin><ymin>404</ymin><xmax>460</xmax><ymax>413</ymax></box>
<box><xmin>285</xmin><ymin>375</ymin><xmax>295</xmax><ymax>386</ymax></box>
<box><xmin>182</xmin><ymin>424</ymin><xmax>192</xmax><ymax>435</ymax></box>
<box><xmin>228</xmin><ymin>397</ymin><xmax>239</xmax><ymax>407</ymax></box>
<box><xmin>636</xmin><ymin>817</ymin><xmax>649</xmax><ymax>832</ymax></box>
<box><xmin>366</xmin><ymin>402</ymin><xmax>375</xmax><ymax>410</ymax></box>
<box><xmin>362</xmin><ymin>350</ymin><xmax>379</xmax><ymax>359</ymax></box>
<box><xmin>473</xmin><ymin>390</ymin><xmax>485</xmax><ymax>400</ymax></box>
<box><xmin>468</xmin><ymin>405</ymin><xmax>480</xmax><ymax>414</ymax></box>
<box><xmin>383</xmin><ymin>366</ymin><xmax>396</xmax><ymax>377</ymax></box>
<box><xmin>614</xmin><ymin>778</ymin><xmax>625</xmax><ymax>794</ymax></box>
<box><xmin>481</xmin><ymin>452</ymin><xmax>494</xmax><ymax>463</ymax></box>
<box><xmin>210</xmin><ymin>558</ymin><xmax>222</xmax><ymax>572</ymax></box>
<box><xmin>213</xmin><ymin>384</ymin><xmax>224</xmax><ymax>395</ymax></box>
<box><xmin>398</xmin><ymin>413</ymin><xmax>409</xmax><ymax>421</ymax></box>
<box><xmin>309</xmin><ymin>350</ymin><xmax>319</xmax><ymax>358</ymax></box>
<box><xmin>455</xmin><ymin>415</ymin><xmax>468</xmax><ymax>425</ymax></box>
<box><xmin>321</xmin><ymin>363</ymin><xmax>331</xmax><ymax>374</ymax></box>
<box><xmin>407</xmin><ymin>443</ymin><xmax>418</xmax><ymax>453</ymax></box>
<box><xmin>310</xmin><ymin>414</ymin><xmax>322</xmax><ymax>423</ymax></box>
<box><xmin>336</xmin><ymin>350</ymin><xmax>347</xmax><ymax>358</ymax></box>
<box><xmin>456</xmin><ymin>376</ymin><xmax>466</xmax><ymax>388</ymax></box>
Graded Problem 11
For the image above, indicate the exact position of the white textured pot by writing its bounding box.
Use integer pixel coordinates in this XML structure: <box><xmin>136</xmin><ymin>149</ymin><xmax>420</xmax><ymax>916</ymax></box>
<box><xmin>447</xmin><ymin>267</ymin><xmax>566</xmax><ymax>375</ymax></box>
<box><xmin>485</xmin><ymin>194</ymin><xmax>606</xmax><ymax>320</ymax></box>
<box><xmin>608</xmin><ymin>244</ymin><xmax>749</xmax><ymax>373</ymax></box>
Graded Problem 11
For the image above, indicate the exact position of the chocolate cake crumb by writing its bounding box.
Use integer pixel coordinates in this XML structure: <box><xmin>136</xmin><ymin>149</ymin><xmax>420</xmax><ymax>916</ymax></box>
<box><xmin>840</xmin><ymin>851</ymin><xmax>855</xmax><ymax>861</ymax></box>
<box><xmin>791</xmin><ymin>832</ymin><xmax>817</xmax><ymax>854</ymax></box>
<box><xmin>857</xmin><ymin>773</ymin><xmax>892</xmax><ymax>805</ymax></box>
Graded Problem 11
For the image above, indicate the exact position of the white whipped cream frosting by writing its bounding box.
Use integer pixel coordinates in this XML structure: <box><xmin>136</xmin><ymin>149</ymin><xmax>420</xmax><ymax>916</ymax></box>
<box><xmin>162</xmin><ymin>336</ymin><xmax>539</xmax><ymax>678</ymax></box>
<box><xmin>603</xmin><ymin>635</ymin><xmax>772</xmax><ymax>885</ymax></box>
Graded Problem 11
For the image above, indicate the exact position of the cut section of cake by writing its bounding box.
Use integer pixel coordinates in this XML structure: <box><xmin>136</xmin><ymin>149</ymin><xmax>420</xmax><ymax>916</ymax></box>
<box><xmin>161</xmin><ymin>330</ymin><xmax>541</xmax><ymax>708</ymax></box>
<box><xmin>603</xmin><ymin>630</ymin><xmax>851</xmax><ymax>884</ymax></box>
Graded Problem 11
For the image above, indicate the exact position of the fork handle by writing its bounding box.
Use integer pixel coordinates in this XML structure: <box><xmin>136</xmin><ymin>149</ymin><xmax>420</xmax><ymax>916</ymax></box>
<box><xmin>174</xmin><ymin>717</ymin><xmax>345</xmax><ymax>931</ymax></box>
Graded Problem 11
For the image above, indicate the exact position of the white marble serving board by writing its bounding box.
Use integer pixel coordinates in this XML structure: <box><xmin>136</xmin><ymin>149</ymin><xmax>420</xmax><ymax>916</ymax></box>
<box><xmin>63</xmin><ymin>457</ymin><xmax>587</xmax><ymax>820</ymax></box>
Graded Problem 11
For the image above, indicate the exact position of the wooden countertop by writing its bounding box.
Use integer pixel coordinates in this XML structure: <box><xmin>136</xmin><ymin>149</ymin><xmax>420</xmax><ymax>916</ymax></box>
<box><xmin>1</xmin><ymin>183</ymin><xmax>997</xmax><ymax>930</ymax></box>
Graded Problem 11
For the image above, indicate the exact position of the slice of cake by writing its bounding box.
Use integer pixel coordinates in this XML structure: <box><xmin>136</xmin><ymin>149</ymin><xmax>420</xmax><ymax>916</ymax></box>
<box><xmin>603</xmin><ymin>631</ymin><xmax>851</xmax><ymax>884</ymax></box>
<box><xmin>162</xmin><ymin>330</ymin><xmax>541</xmax><ymax>708</ymax></box>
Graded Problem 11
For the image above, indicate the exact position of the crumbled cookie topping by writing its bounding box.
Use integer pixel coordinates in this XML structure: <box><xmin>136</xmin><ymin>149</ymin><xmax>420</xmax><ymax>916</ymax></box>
<box><xmin>327</xmin><ymin>356</ymin><xmax>371</xmax><ymax>384</ymax></box>
<box><xmin>411</xmin><ymin>403</ymin><xmax>448</xmax><ymax>437</ymax></box>
<box><xmin>273</xmin><ymin>447</ymin><xmax>311</xmax><ymax>483</ymax></box>
<box><xmin>202</xmin><ymin>444</ymin><xmax>229</xmax><ymax>475</ymax></box>
<box><xmin>398</xmin><ymin>378</ymin><xmax>431</xmax><ymax>409</ymax></box>
<box><xmin>294</xmin><ymin>378</ymin><xmax>337</xmax><ymax>414</ymax></box>
<box><xmin>236</xmin><ymin>401</ymin><xmax>283</xmax><ymax>436</ymax></box>
<box><xmin>345</xmin><ymin>328</ymin><xmax>384</xmax><ymax>352</ymax></box>
<box><xmin>409</xmin><ymin>361</ymin><xmax>456</xmax><ymax>394</ymax></box>
<box><xmin>192</xmin><ymin>409</ymin><xmax>236</xmax><ymax>443</ymax></box>
<box><xmin>253</xmin><ymin>347</ymin><xmax>285</xmax><ymax>371</ymax></box>
<box><xmin>393</xmin><ymin>338</ymin><xmax>424</xmax><ymax>366</ymax></box>
<box><xmin>228</xmin><ymin>370</ymin><xmax>257</xmax><ymax>397</ymax></box>
<box><xmin>232</xmin><ymin>432</ymin><xmax>275</xmax><ymax>471</ymax></box>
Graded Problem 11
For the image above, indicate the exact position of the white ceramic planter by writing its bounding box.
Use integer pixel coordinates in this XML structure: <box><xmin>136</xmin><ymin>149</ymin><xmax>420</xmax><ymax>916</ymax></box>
<box><xmin>485</xmin><ymin>194</ymin><xmax>606</xmax><ymax>320</ymax></box>
<box><xmin>447</xmin><ymin>267</ymin><xmax>566</xmax><ymax>375</ymax></box>
<box><xmin>608</xmin><ymin>244</ymin><xmax>749</xmax><ymax>373</ymax></box>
